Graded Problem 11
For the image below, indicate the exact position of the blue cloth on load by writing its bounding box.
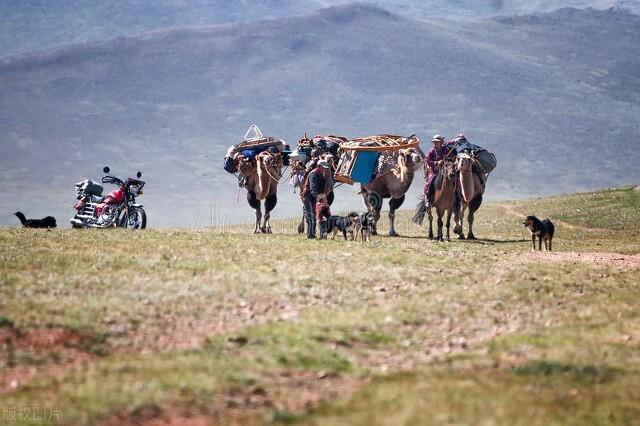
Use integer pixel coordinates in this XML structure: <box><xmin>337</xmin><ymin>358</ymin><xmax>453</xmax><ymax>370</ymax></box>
<box><xmin>451</xmin><ymin>139</ymin><xmax>497</xmax><ymax>174</ymax></box>
<box><xmin>351</xmin><ymin>151</ymin><xmax>380</xmax><ymax>184</ymax></box>
<box><xmin>452</xmin><ymin>140</ymin><xmax>485</xmax><ymax>154</ymax></box>
<box><xmin>241</xmin><ymin>144</ymin><xmax>273</xmax><ymax>159</ymax></box>
<box><xmin>241</xmin><ymin>148</ymin><xmax>257</xmax><ymax>158</ymax></box>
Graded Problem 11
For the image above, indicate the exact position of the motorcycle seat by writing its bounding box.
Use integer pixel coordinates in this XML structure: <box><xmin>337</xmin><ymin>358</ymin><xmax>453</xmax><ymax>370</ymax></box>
<box><xmin>90</xmin><ymin>195</ymin><xmax>105</xmax><ymax>203</ymax></box>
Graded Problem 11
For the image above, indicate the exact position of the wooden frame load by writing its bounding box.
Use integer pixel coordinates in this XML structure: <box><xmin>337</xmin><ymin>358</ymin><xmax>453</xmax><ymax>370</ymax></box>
<box><xmin>335</xmin><ymin>134</ymin><xmax>420</xmax><ymax>185</ymax></box>
<box><xmin>235</xmin><ymin>124</ymin><xmax>283</xmax><ymax>154</ymax></box>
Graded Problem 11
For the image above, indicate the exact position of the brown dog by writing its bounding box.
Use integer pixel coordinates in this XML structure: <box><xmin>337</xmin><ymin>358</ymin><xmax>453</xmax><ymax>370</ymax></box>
<box><xmin>523</xmin><ymin>215</ymin><xmax>555</xmax><ymax>251</ymax></box>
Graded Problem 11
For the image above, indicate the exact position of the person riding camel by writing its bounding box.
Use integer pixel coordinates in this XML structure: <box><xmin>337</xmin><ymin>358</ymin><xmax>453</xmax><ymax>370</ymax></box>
<box><xmin>424</xmin><ymin>134</ymin><xmax>449</xmax><ymax>208</ymax></box>
<box><xmin>301</xmin><ymin>159</ymin><xmax>333</xmax><ymax>239</ymax></box>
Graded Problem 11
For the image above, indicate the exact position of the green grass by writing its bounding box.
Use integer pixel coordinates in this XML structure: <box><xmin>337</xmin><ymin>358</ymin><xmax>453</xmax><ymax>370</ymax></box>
<box><xmin>0</xmin><ymin>187</ymin><xmax>639</xmax><ymax>425</ymax></box>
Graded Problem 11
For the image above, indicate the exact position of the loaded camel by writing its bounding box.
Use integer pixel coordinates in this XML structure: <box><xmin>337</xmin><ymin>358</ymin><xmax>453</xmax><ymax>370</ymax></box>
<box><xmin>361</xmin><ymin>147</ymin><xmax>424</xmax><ymax>236</ymax></box>
<box><xmin>453</xmin><ymin>153</ymin><xmax>485</xmax><ymax>240</ymax></box>
<box><xmin>238</xmin><ymin>150</ymin><xmax>283</xmax><ymax>233</ymax></box>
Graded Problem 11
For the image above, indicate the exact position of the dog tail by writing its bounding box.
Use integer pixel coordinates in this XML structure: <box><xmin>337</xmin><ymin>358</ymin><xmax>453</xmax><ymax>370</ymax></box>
<box><xmin>412</xmin><ymin>195</ymin><xmax>426</xmax><ymax>226</ymax></box>
<box><xmin>545</xmin><ymin>219</ymin><xmax>555</xmax><ymax>237</ymax></box>
<box><xmin>14</xmin><ymin>212</ymin><xmax>27</xmax><ymax>226</ymax></box>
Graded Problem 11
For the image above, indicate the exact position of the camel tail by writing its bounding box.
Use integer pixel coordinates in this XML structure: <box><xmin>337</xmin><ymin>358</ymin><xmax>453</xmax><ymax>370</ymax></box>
<box><xmin>413</xmin><ymin>196</ymin><xmax>426</xmax><ymax>226</ymax></box>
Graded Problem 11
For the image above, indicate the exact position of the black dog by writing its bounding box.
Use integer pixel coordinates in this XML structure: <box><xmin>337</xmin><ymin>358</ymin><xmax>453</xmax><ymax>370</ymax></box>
<box><xmin>523</xmin><ymin>215</ymin><xmax>554</xmax><ymax>251</ymax></box>
<box><xmin>355</xmin><ymin>212</ymin><xmax>375</xmax><ymax>242</ymax></box>
<box><xmin>14</xmin><ymin>212</ymin><xmax>57</xmax><ymax>229</ymax></box>
<box><xmin>328</xmin><ymin>212</ymin><xmax>359</xmax><ymax>240</ymax></box>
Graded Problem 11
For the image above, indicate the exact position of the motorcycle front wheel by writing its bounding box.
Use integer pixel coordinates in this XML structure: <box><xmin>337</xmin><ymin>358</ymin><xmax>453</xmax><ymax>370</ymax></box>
<box><xmin>122</xmin><ymin>207</ymin><xmax>147</xmax><ymax>229</ymax></box>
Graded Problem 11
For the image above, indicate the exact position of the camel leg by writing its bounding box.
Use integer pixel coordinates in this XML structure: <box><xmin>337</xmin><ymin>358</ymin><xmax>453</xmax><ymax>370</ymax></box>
<box><xmin>467</xmin><ymin>209</ymin><xmax>476</xmax><ymax>240</ymax></box>
<box><xmin>388</xmin><ymin>195</ymin><xmax>405</xmax><ymax>237</ymax></box>
<box><xmin>467</xmin><ymin>194</ymin><xmax>482</xmax><ymax>240</ymax></box>
<box><xmin>247</xmin><ymin>191</ymin><xmax>261</xmax><ymax>234</ymax></box>
<box><xmin>453</xmin><ymin>194</ymin><xmax>463</xmax><ymax>237</ymax></box>
<box><xmin>363</xmin><ymin>190</ymin><xmax>382</xmax><ymax>236</ymax></box>
<box><xmin>262</xmin><ymin>193</ymin><xmax>277</xmax><ymax>234</ymax></box>
<box><xmin>372</xmin><ymin>206</ymin><xmax>381</xmax><ymax>236</ymax></box>
<box><xmin>456</xmin><ymin>203</ymin><xmax>467</xmax><ymax>240</ymax></box>
<box><xmin>427</xmin><ymin>206</ymin><xmax>434</xmax><ymax>240</ymax></box>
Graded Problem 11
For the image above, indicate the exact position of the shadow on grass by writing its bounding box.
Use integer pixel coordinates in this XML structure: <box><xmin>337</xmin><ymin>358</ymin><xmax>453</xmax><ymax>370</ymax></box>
<box><xmin>386</xmin><ymin>235</ymin><xmax>431</xmax><ymax>240</ymax></box>
<box><xmin>456</xmin><ymin>238</ymin><xmax>526</xmax><ymax>245</ymax></box>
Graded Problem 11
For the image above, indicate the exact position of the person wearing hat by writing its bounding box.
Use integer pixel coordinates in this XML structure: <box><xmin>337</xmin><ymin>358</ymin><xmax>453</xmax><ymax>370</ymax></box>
<box><xmin>301</xmin><ymin>158</ymin><xmax>333</xmax><ymax>239</ymax></box>
<box><xmin>424</xmin><ymin>134</ymin><xmax>449</xmax><ymax>208</ymax></box>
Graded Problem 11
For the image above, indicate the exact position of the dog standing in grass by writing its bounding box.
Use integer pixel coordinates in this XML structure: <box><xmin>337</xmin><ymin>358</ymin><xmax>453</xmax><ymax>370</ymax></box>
<box><xmin>328</xmin><ymin>212</ymin><xmax>359</xmax><ymax>240</ymax></box>
<box><xmin>355</xmin><ymin>212</ymin><xmax>375</xmax><ymax>242</ymax></box>
<box><xmin>14</xmin><ymin>212</ymin><xmax>57</xmax><ymax>228</ymax></box>
<box><xmin>523</xmin><ymin>215</ymin><xmax>554</xmax><ymax>251</ymax></box>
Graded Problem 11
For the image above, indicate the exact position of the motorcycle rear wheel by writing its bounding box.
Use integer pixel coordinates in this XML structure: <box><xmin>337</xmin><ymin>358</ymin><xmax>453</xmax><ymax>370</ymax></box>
<box><xmin>122</xmin><ymin>207</ymin><xmax>147</xmax><ymax>229</ymax></box>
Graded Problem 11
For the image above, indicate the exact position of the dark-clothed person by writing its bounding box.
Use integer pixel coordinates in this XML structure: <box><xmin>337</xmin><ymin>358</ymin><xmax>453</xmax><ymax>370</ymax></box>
<box><xmin>301</xmin><ymin>159</ymin><xmax>332</xmax><ymax>239</ymax></box>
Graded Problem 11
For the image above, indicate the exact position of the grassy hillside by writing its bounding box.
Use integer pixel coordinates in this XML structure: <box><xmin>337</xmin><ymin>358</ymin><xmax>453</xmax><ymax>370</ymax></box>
<box><xmin>1</xmin><ymin>187</ymin><xmax>639</xmax><ymax>425</ymax></box>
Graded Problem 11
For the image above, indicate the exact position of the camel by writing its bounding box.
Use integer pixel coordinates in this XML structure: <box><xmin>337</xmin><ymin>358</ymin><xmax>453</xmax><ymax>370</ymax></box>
<box><xmin>361</xmin><ymin>147</ymin><xmax>423</xmax><ymax>236</ymax></box>
<box><xmin>239</xmin><ymin>151</ymin><xmax>283</xmax><ymax>233</ymax></box>
<box><xmin>412</xmin><ymin>159</ymin><xmax>458</xmax><ymax>240</ymax></box>
<box><xmin>453</xmin><ymin>153</ymin><xmax>485</xmax><ymax>240</ymax></box>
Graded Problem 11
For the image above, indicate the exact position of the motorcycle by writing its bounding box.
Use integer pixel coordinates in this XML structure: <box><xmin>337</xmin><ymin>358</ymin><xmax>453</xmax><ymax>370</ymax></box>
<box><xmin>70</xmin><ymin>166</ymin><xmax>147</xmax><ymax>229</ymax></box>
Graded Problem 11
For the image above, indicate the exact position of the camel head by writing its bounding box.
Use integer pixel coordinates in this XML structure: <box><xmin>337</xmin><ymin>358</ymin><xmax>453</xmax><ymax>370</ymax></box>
<box><xmin>255</xmin><ymin>151</ymin><xmax>283</xmax><ymax>197</ymax></box>
<box><xmin>456</xmin><ymin>153</ymin><xmax>474</xmax><ymax>174</ymax></box>
<box><xmin>442</xmin><ymin>159</ymin><xmax>457</xmax><ymax>179</ymax></box>
<box><xmin>399</xmin><ymin>147</ymin><xmax>423</xmax><ymax>170</ymax></box>
<box><xmin>393</xmin><ymin>148</ymin><xmax>423</xmax><ymax>183</ymax></box>
<box><xmin>256</xmin><ymin>150</ymin><xmax>282</xmax><ymax>172</ymax></box>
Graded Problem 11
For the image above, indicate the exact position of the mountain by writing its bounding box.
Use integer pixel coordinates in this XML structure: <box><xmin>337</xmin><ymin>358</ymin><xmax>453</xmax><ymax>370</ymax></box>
<box><xmin>1</xmin><ymin>4</ymin><xmax>639</xmax><ymax>227</ymax></box>
<box><xmin>1</xmin><ymin>0</ymin><xmax>639</xmax><ymax>57</ymax></box>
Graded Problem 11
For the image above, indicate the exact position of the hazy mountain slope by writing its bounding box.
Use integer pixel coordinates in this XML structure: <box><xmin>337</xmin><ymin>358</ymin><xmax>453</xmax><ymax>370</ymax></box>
<box><xmin>367</xmin><ymin>0</ymin><xmax>640</xmax><ymax>20</ymax></box>
<box><xmin>2</xmin><ymin>0</ymin><xmax>639</xmax><ymax>57</ymax></box>
<box><xmin>1</xmin><ymin>4</ymin><xmax>638</xmax><ymax>227</ymax></box>
<box><xmin>0</xmin><ymin>0</ymin><xmax>323</xmax><ymax>58</ymax></box>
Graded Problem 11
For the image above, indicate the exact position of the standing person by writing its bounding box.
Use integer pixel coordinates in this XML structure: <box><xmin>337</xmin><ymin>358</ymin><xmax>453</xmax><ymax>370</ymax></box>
<box><xmin>423</xmin><ymin>135</ymin><xmax>449</xmax><ymax>208</ymax></box>
<box><xmin>301</xmin><ymin>159</ymin><xmax>332</xmax><ymax>239</ymax></box>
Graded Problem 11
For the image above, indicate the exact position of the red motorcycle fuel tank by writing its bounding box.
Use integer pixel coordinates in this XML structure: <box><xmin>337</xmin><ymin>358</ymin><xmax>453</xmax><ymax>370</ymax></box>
<box><xmin>103</xmin><ymin>187</ymin><xmax>124</xmax><ymax>204</ymax></box>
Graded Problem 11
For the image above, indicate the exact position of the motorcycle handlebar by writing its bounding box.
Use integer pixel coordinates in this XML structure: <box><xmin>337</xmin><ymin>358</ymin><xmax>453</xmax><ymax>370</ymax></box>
<box><xmin>102</xmin><ymin>175</ymin><xmax>124</xmax><ymax>186</ymax></box>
